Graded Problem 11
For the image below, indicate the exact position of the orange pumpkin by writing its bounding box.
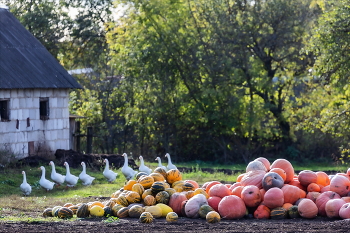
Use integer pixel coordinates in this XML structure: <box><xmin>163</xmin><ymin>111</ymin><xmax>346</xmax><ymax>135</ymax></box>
<box><xmin>270</xmin><ymin>159</ymin><xmax>294</xmax><ymax>183</ymax></box>
<box><xmin>262</xmin><ymin>187</ymin><xmax>284</xmax><ymax>209</ymax></box>
<box><xmin>306</xmin><ymin>191</ymin><xmax>321</xmax><ymax>203</ymax></box>
<box><xmin>208</xmin><ymin>184</ymin><xmax>231</xmax><ymax>198</ymax></box>
<box><xmin>124</xmin><ymin>180</ymin><xmax>137</xmax><ymax>191</ymax></box>
<box><xmin>236</xmin><ymin>173</ymin><xmax>245</xmax><ymax>183</ymax></box>
<box><xmin>253</xmin><ymin>204</ymin><xmax>271</xmax><ymax>219</ymax></box>
<box><xmin>231</xmin><ymin>186</ymin><xmax>244</xmax><ymax>198</ymax></box>
<box><xmin>205</xmin><ymin>181</ymin><xmax>221</xmax><ymax>194</ymax></box>
<box><xmin>269</xmin><ymin>168</ymin><xmax>287</xmax><ymax>182</ymax></box>
<box><xmin>282</xmin><ymin>203</ymin><xmax>293</xmax><ymax>210</ymax></box>
<box><xmin>307</xmin><ymin>183</ymin><xmax>321</xmax><ymax>193</ymax></box>
<box><xmin>316</xmin><ymin>171</ymin><xmax>330</xmax><ymax>187</ymax></box>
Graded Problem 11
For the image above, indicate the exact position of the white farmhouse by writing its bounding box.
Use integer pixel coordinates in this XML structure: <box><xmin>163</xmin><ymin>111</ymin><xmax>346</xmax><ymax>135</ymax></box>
<box><xmin>0</xmin><ymin>7</ymin><xmax>82</xmax><ymax>159</ymax></box>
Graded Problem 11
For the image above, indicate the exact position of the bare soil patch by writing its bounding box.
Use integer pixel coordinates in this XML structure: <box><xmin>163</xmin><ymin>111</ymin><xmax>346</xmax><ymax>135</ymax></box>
<box><xmin>1</xmin><ymin>216</ymin><xmax>350</xmax><ymax>233</ymax></box>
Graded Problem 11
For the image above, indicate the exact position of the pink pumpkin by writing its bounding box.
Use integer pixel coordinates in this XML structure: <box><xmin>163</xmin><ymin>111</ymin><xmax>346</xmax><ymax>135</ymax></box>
<box><xmin>263</xmin><ymin>187</ymin><xmax>284</xmax><ymax>209</ymax></box>
<box><xmin>281</xmin><ymin>184</ymin><xmax>301</xmax><ymax>204</ymax></box>
<box><xmin>298</xmin><ymin>198</ymin><xmax>318</xmax><ymax>219</ymax></box>
<box><xmin>315</xmin><ymin>191</ymin><xmax>341</xmax><ymax>216</ymax></box>
<box><xmin>218</xmin><ymin>195</ymin><xmax>246</xmax><ymax>219</ymax></box>
<box><xmin>168</xmin><ymin>192</ymin><xmax>188</xmax><ymax>215</ymax></box>
<box><xmin>208</xmin><ymin>184</ymin><xmax>231</xmax><ymax>198</ymax></box>
<box><xmin>330</xmin><ymin>175</ymin><xmax>350</xmax><ymax>197</ymax></box>
<box><xmin>339</xmin><ymin>203</ymin><xmax>350</xmax><ymax>219</ymax></box>
<box><xmin>240</xmin><ymin>170</ymin><xmax>266</xmax><ymax>189</ymax></box>
<box><xmin>208</xmin><ymin>196</ymin><xmax>222</xmax><ymax>212</ymax></box>
<box><xmin>325</xmin><ymin>198</ymin><xmax>346</xmax><ymax>218</ymax></box>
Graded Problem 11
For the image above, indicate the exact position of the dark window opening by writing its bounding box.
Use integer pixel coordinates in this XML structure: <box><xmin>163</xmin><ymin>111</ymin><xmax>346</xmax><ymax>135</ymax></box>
<box><xmin>40</xmin><ymin>98</ymin><xmax>49</xmax><ymax>120</ymax></box>
<box><xmin>0</xmin><ymin>99</ymin><xmax>10</xmax><ymax>122</ymax></box>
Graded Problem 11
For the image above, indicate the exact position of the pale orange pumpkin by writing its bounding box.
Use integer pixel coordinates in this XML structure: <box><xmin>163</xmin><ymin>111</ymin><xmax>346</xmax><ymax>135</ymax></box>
<box><xmin>282</xmin><ymin>203</ymin><xmax>293</xmax><ymax>210</ymax></box>
<box><xmin>298</xmin><ymin>198</ymin><xmax>318</xmax><ymax>218</ymax></box>
<box><xmin>236</xmin><ymin>174</ymin><xmax>245</xmax><ymax>183</ymax></box>
<box><xmin>240</xmin><ymin>170</ymin><xmax>266</xmax><ymax>189</ymax></box>
<box><xmin>281</xmin><ymin>184</ymin><xmax>301</xmax><ymax>205</ymax></box>
<box><xmin>298</xmin><ymin>170</ymin><xmax>317</xmax><ymax>187</ymax></box>
<box><xmin>168</xmin><ymin>192</ymin><xmax>188</xmax><ymax>216</ymax></box>
<box><xmin>262</xmin><ymin>187</ymin><xmax>284</xmax><ymax>209</ymax></box>
<box><xmin>241</xmin><ymin>185</ymin><xmax>262</xmax><ymax>208</ymax></box>
<box><xmin>325</xmin><ymin>198</ymin><xmax>346</xmax><ymax>218</ymax></box>
<box><xmin>270</xmin><ymin>159</ymin><xmax>294</xmax><ymax>183</ymax></box>
<box><xmin>208</xmin><ymin>184</ymin><xmax>231</xmax><ymax>198</ymax></box>
<box><xmin>205</xmin><ymin>181</ymin><xmax>221</xmax><ymax>194</ymax></box>
<box><xmin>306</xmin><ymin>191</ymin><xmax>321</xmax><ymax>203</ymax></box>
<box><xmin>339</xmin><ymin>203</ymin><xmax>350</xmax><ymax>219</ymax></box>
<box><xmin>231</xmin><ymin>186</ymin><xmax>244</xmax><ymax>198</ymax></box>
<box><xmin>218</xmin><ymin>195</ymin><xmax>246</xmax><ymax>219</ymax></box>
<box><xmin>208</xmin><ymin>196</ymin><xmax>222</xmax><ymax>212</ymax></box>
<box><xmin>330</xmin><ymin>175</ymin><xmax>350</xmax><ymax>197</ymax></box>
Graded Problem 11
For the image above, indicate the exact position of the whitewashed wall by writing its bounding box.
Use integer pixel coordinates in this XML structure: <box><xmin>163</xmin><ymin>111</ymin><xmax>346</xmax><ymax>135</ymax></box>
<box><xmin>0</xmin><ymin>88</ymin><xmax>70</xmax><ymax>158</ymax></box>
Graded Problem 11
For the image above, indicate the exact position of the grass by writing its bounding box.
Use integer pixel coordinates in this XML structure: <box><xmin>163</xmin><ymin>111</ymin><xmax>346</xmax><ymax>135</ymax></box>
<box><xmin>0</xmin><ymin>159</ymin><xmax>348</xmax><ymax>222</ymax></box>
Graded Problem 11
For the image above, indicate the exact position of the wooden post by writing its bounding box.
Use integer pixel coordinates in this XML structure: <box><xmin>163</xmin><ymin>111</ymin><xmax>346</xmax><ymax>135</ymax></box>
<box><xmin>87</xmin><ymin>126</ymin><xmax>93</xmax><ymax>154</ymax></box>
<box><xmin>76</xmin><ymin>121</ymin><xmax>81</xmax><ymax>152</ymax></box>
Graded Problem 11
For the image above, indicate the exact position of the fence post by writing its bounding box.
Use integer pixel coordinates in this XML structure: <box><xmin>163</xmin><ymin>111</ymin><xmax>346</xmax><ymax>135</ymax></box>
<box><xmin>76</xmin><ymin>121</ymin><xmax>81</xmax><ymax>152</ymax></box>
<box><xmin>87</xmin><ymin>126</ymin><xmax>93</xmax><ymax>154</ymax></box>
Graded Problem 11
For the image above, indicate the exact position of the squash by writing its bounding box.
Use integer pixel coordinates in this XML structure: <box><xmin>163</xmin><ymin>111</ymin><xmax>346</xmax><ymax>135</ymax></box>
<box><xmin>269</xmin><ymin>168</ymin><xmax>286</xmax><ymax>182</ymax></box>
<box><xmin>316</xmin><ymin>171</ymin><xmax>330</xmax><ymax>187</ymax></box>
<box><xmin>145</xmin><ymin>205</ymin><xmax>163</xmax><ymax>218</ymax></box>
<box><xmin>254</xmin><ymin>157</ymin><xmax>271</xmax><ymax>171</ymax></box>
<box><xmin>172</xmin><ymin>180</ymin><xmax>185</xmax><ymax>188</ymax></box>
<box><xmin>182</xmin><ymin>182</ymin><xmax>195</xmax><ymax>191</ymax></box>
<box><xmin>143</xmin><ymin>195</ymin><xmax>156</xmax><ymax>206</ymax></box>
<box><xmin>154</xmin><ymin>167</ymin><xmax>167</xmax><ymax>178</ymax></box>
<box><xmin>103</xmin><ymin>206</ymin><xmax>113</xmax><ymax>217</ymax></box>
<box><xmin>156</xmin><ymin>203</ymin><xmax>173</xmax><ymax>217</ymax></box>
<box><xmin>246</xmin><ymin>160</ymin><xmax>267</xmax><ymax>173</ymax></box>
<box><xmin>128</xmin><ymin>205</ymin><xmax>144</xmax><ymax>218</ymax></box>
<box><xmin>139</xmin><ymin>212</ymin><xmax>154</xmax><ymax>223</ymax></box>
<box><xmin>76</xmin><ymin>203</ymin><xmax>89</xmax><ymax>218</ymax></box>
<box><xmin>126</xmin><ymin>191</ymin><xmax>141</xmax><ymax>204</ymax></box>
<box><xmin>298</xmin><ymin>170</ymin><xmax>317</xmax><ymax>187</ymax></box>
<box><xmin>57</xmin><ymin>207</ymin><xmax>74</xmax><ymax>219</ymax></box>
<box><xmin>208</xmin><ymin>196</ymin><xmax>222</xmax><ymax>212</ymax></box>
<box><xmin>89</xmin><ymin>205</ymin><xmax>104</xmax><ymax>217</ymax></box>
<box><xmin>117</xmin><ymin>207</ymin><xmax>129</xmax><ymax>218</ymax></box>
<box><xmin>339</xmin><ymin>203</ymin><xmax>350</xmax><ymax>219</ymax></box>
<box><xmin>270</xmin><ymin>207</ymin><xmax>288</xmax><ymax>219</ymax></box>
<box><xmin>151</xmin><ymin>181</ymin><xmax>167</xmax><ymax>194</ymax></box>
<box><xmin>166</xmin><ymin>211</ymin><xmax>178</xmax><ymax>222</ymax></box>
<box><xmin>330</xmin><ymin>175</ymin><xmax>350</xmax><ymax>197</ymax></box>
<box><xmin>138</xmin><ymin>176</ymin><xmax>155</xmax><ymax>189</ymax></box>
<box><xmin>42</xmin><ymin>208</ymin><xmax>53</xmax><ymax>217</ymax></box>
<box><xmin>316</xmin><ymin>191</ymin><xmax>341</xmax><ymax>216</ymax></box>
<box><xmin>240</xmin><ymin>170</ymin><xmax>266</xmax><ymax>189</ymax></box>
<box><xmin>156</xmin><ymin>190</ymin><xmax>170</xmax><ymax>204</ymax></box>
<box><xmin>325</xmin><ymin>198</ymin><xmax>346</xmax><ymax>218</ymax></box>
<box><xmin>184</xmin><ymin>180</ymin><xmax>200</xmax><ymax>190</ymax></box>
<box><xmin>116</xmin><ymin>195</ymin><xmax>129</xmax><ymax>207</ymax></box>
<box><xmin>186</xmin><ymin>191</ymin><xmax>195</xmax><ymax>199</ymax></box>
<box><xmin>281</xmin><ymin>184</ymin><xmax>301</xmax><ymax>205</ymax></box>
<box><xmin>193</xmin><ymin>188</ymin><xmax>209</xmax><ymax>199</ymax></box>
<box><xmin>166</xmin><ymin>169</ymin><xmax>182</xmax><ymax>184</ymax></box>
<box><xmin>142</xmin><ymin>189</ymin><xmax>153</xmax><ymax>199</ymax></box>
<box><xmin>51</xmin><ymin>206</ymin><xmax>62</xmax><ymax>217</ymax></box>
<box><xmin>149</xmin><ymin>172</ymin><xmax>165</xmax><ymax>182</ymax></box>
<box><xmin>136</xmin><ymin>172</ymin><xmax>148</xmax><ymax>180</ymax></box>
<box><xmin>111</xmin><ymin>204</ymin><xmax>124</xmax><ymax>217</ymax></box>
<box><xmin>206</xmin><ymin>211</ymin><xmax>221</xmax><ymax>223</ymax></box>
<box><xmin>124</xmin><ymin>180</ymin><xmax>137</xmax><ymax>191</ymax></box>
<box><xmin>164</xmin><ymin>188</ymin><xmax>176</xmax><ymax>197</ymax></box>
<box><xmin>185</xmin><ymin>194</ymin><xmax>208</xmax><ymax>218</ymax></box>
<box><xmin>198</xmin><ymin>204</ymin><xmax>214</xmax><ymax>219</ymax></box>
<box><xmin>132</xmin><ymin>183</ymin><xmax>145</xmax><ymax>196</ymax></box>
<box><xmin>288</xmin><ymin>205</ymin><xmax>300</xmax><ymax>218</ymax></box>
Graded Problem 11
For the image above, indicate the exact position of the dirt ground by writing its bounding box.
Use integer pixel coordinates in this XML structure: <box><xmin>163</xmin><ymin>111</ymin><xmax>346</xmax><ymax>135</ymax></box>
<box><xmin>1</xmin><ymin>216</ymin><xmax>350</xmax><ymax>233</ymax></box>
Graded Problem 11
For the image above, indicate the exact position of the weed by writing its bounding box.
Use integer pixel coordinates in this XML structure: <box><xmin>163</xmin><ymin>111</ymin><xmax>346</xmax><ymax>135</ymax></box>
<box><xmin>103</xmin><ymin>216</ymin><xmax>119</xmax><ymax>223</ymax></box>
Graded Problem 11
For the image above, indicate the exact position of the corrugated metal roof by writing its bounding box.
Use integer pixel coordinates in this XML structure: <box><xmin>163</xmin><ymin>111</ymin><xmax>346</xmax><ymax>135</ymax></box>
<box><xmin>0</xmin><ymin>8</ymin><xmax>82</xmax><ymax>89</ymax></box>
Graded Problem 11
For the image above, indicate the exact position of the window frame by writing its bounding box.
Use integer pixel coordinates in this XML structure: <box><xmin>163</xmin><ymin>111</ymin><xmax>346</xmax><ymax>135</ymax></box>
<box><xmin>39</xmin><ymin>97</ymin><xmax>49</xmax><ymax>120</ymax></box>
<box><xmin>0</xmin><ymin>99</ymin><xmax>10</xmax><ymax>122</ymax></box>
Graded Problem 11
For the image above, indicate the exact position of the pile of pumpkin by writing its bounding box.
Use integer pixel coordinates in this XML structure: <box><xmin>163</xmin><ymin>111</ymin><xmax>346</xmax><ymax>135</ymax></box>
<box><xmin>42</xmin><ymin>158</ymin><xmax>350</xmax><ymax>223</ymax></box>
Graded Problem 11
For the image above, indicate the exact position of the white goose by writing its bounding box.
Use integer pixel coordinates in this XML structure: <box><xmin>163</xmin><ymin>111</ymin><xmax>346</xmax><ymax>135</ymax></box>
<box><xmin>79</xmin><ymin>162</ymin><xmax>95</xmax><ymax>186</ymax></box>
<box><xmin>121</xmin><ymin>153</ymin><xmax>138</xmax><ymax>181</ymax></box>
<box><xmin>63</xmin><ymin>162</ymin><xmax>79</xmax><ymax>188</ymax></box>
<box><xmin>139</xmin><ymin>155</ymin><xmax>152</xmax><ymax>175</ymax></box>
<box><xmin>20</xmin><ymin>171</ymin><xmax>32</xmax><ymax>196</ymax></box>
<box><xmin>165</xmin><ymin>153</ymin><xmax>177</xmax><ymax>170</ymax></box>
<box><xmin>39</xmin><ymin>166</ymin><xmax>55</xmax><ymax>191</ymax></box>
<box><xmin>103</xmin><ymin>158</ymin><xmax>118</xmax><ymax>183</ymax></box>
<box><xmin>155</xmin><ymin>156</ymin><xmax>167</xmax><ymax>171</ymax></box>
<box><xmin>49</xmin><ymin>161</ymin><xmax>65</xmax><ymax>186</ymax></box>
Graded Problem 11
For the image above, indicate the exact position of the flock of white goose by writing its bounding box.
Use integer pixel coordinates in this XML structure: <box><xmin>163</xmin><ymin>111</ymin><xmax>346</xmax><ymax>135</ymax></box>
<box><xmin>20</xmin><ymin>153</ymin><xmax>177</xmax><ymax>196</ymax></box>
